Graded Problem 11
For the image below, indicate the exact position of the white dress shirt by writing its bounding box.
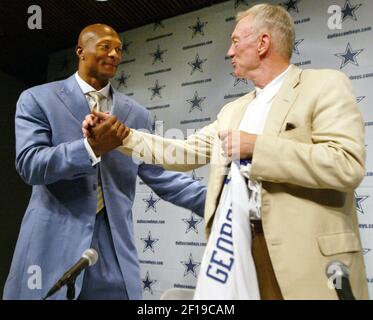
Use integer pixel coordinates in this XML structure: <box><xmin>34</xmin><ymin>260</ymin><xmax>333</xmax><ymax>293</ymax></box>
<box><xmin>238</xmin><ymin>65</ymin><xmax>291</xmax><ymax>219</ymax></box>
<box><xmin>239</xmin><ymin>66</ymin><xmax>291</xmax><ymax>134</ymax></box>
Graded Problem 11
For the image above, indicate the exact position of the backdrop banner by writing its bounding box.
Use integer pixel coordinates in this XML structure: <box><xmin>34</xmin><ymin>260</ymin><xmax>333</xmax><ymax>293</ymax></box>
<box><xmin>47</xmin><ymin>0</ymin><xmax>373</xmax><ymax>299</ymax></box>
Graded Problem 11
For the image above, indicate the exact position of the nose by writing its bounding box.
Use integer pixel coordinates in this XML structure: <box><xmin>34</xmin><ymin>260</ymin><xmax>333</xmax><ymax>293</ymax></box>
<box><xmin>108</xmin><ymin>48</ymin><xmax>121</xmax><ymax>61</ymax></box>
<box><xmin>227</xmin><ymin>44</ymin><xmax>235</xmax><ymax>58</ymax></box>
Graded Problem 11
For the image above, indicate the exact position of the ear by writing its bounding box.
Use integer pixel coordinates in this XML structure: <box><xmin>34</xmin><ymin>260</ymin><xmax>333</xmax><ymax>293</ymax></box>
<box><xmin>76</xmin><ymin>45</ymin><xmax>84</xmax><ymax>60</ymax></box>
<box><xmin>258</xmin><ymin>33</ymin><xmax>270</xmax><ymax>57</ymax></box>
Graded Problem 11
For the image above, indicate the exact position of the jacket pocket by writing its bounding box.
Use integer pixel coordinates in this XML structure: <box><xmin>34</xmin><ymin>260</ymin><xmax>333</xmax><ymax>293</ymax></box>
<box><xmin>317</xmin><ymin>232</ymin><xmax>362</xmax><ymax>256</ymax></box>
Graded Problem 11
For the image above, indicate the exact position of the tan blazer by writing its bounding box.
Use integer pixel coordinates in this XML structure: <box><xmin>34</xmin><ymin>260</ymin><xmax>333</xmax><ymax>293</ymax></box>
<box><xmin>119</xmin><ymin>65</ymin><xmax>368</xmax><ymax>299</ymax></box>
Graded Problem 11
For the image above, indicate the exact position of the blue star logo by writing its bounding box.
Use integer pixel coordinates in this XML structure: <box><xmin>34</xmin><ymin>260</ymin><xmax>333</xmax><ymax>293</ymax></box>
<box><xmin>334</xmin><ymin>43</ymin><xmax>363</xmax><ymax>69</ymax></box>
<box><xmin>342</xmin><ymin>0</ymin><xmax>362</xmax><ymax>22</ymax></box>
<box><xmin>356</xmin><ymin>96</ymin><xmax>365</xmax><ymax>103</ymax></box>
<box><xmin>142</xmin><ymin>271</ymin><xmax>157</xmax><ymax>294</ymax></box>
<box><xmin>191</xmin><ymin>170</ymin><xmax>203</xmax><ymax>182</ymax></box>
<box><xmin>153</xmin><ymin>20</ymin><xmax>165</xmax><ymax>31</ymax></box>
<box><xmin>182</xmin><ymin>212</ymin><xmax>203</xmax><ymax>234</ymax></box>
<box><xmin>293</xmin><ymin>39</ymin><xmax>304</xmax><ymax>55</ymax></box>
<box><xmin>189</xmin><ymin>17</ymin><xmax>207</xmax><ymax>38</ymax></box>
<box><xmin>150</xmin><ymin>44</ymin><xmax>167</xmax><ymax>65</ymax></box>
<box><xmin>282</xmin><ymin>0</ymin><xmax>300</xmax><ymax>13</ymax></box>
<box><xmin>148</xmin><ymin>80</ymin><xmax>166</xmax><ymax>100</ymax></box>
<box><xmin>181</xmin><ymin>253</ymin><xmax>201</xmax><ymax>277</ymax></box>
<box><xmin>115</xmin><ymin>71</ymin><xmax>130</xmax><ymax>89</ymax></box>
<box><xmin>141</xmin><ymin>231</ymin><xmax>159</xmax><ymax>253</ymax></box>
<box><xmin>355</xmin><ymin>192</ymin><xmax>369</xmax><ymax>214</ymax></box>
<box><xmin>187</xmin><ymin>91</ymin><xmax>206</xmax><ymax>113</ymax></box>
<box><xmin>234</xmin><ymin>0</ymin><xmax>249</xmax><ymax>9</ymax></box>
<box><xmin>143</xmin><ymin>192</ymin><xmax>161</xmax><ymax>213</ymax></box>
<box><xmin>230</xmin><ymin>72</ymin><xmax>248</xmax><ymax>87</ymax></box>
<box><xmin>363</xmin><ymin>248</ymin><xmax>371</xmax><ymax>255</ymax></box>
<box><xmin>188</xmin><ymin>53</ymin><xmax>207</xmax><ymax>75</ymax></box>
<box><xmin>121</xmin><ymin>38</ymin><xmax>133</xmax><ymax>55</ymax></box>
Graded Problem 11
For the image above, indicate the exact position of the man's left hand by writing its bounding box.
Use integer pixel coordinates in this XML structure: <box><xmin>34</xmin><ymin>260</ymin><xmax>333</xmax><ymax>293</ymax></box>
<box><xmin>218</xmin><ymin>130</ymin><xmax>257</xmax><ymax>160</ymax></box>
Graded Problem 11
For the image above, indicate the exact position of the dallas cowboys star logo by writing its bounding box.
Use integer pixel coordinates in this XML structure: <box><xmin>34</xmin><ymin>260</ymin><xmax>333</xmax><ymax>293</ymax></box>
<box><xmin>142</xmin><ymin>271</ymin><xmax>157</xmax><ymax>294</ymax></box>
<box><xmin>121</xmin><ymin>38</ymin><xmax>133</xmax><ymax>55</ymax></box>
<box><xmin>363</xmin><ymin>248</ymin><xmax>371</xmax><ymax>255</ymax></box>
<box><xmin>181</xmin><ymin>253</ymin><xmax>201</xmax><ymax>277</ymax></box>
<box><xmin>187</xmin><ymin>91</ymin><xmax>206</xmax><ymax>113</ymax></box>
<box><xmin>115</xmin><ymin>71</ymin><xmax>130</xmax><ymax>89</ymax></box>
<box><xmin>141</xmin><ymin>231</ymin><xmax>159</xmax><ymax>253</ymax></box>
<box><xmin>335</xmin><ymin>43</ymin><xmax>363</xmax><ymax>69</ymax></box>
<box><xmin>188</xmin><ymin>53</ymin><xmax>207</xmax><ymax>75</ymax></box>
<box><xmin>282</xmin><ymin>0</ymin><xmax>300</xmax><ymax>13</ymax></box>
<box><xmin>342</xmin><ymin>0</ymin><xmax>362</xmax><ymax>22</ymax></box>
<box><xmin>148</xmin><ymin>80</ymin><xmax>166</xmax><ymax>100</ymax></box>
<box><xmin>191</xmin><ymin>170</ymin><xmax>203</xmax><ymax>182</ymax></box>
<box><xmin>230</xmin><ymin>72</ymin><xmax>248</xmax><ymax>86</ymax></box>
<box><xmin>143</xmin><ymin>192</ymin><xmax>160</xmax><ymax>213</ymax></box>
<box><xmin>293</xmin><ymin>39</ymin><xmax>304</xmax><ymax>55</ymax></box>
<box><xmin>189</xmin><ymin>17</ymin><xmax>208</xmax><ymax>38</ymax></box>
<box><xmin>182</xmin><ymin>212</ymin><xmax>203</xmax><ymax>234</ymax></box>
<box><xmin>355</xmin><ymin>192</ymin><xmax>369</xmax><ymax>214</ymax></box>
<box><xmin>150</xmin><ymin>44</ymin><xmax>167</xmax><ymax>65</ymax></box>
<box><xmin>234</xmin><ymin>0</ymin><xmax>249</xmax><ymax>9</ymax></box>
<box><xmin>356</xmin><ymin>96</ymin><xmax>365</xmax><ymax>103</ymax></box>
<box><xmin>153</xmin><ymin>20</ymin><xmax>165</xmax><ymax>31</ymax></box>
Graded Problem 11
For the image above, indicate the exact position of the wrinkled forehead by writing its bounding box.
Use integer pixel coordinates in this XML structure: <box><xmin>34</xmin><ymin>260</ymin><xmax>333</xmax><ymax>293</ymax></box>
<box><xmin>95</xmin><ymin>34</ymin><xmax>122</xmax><ymax>45</ymax></box>
<box><xmin>231</xmin><ymin>16</ymin><xmax>254</xmax><ymax>39</ymax></box>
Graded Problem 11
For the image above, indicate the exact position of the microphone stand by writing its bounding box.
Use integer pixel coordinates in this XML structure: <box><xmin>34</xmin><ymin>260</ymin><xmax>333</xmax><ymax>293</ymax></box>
<box><xmin>43</xmin><ymin>275</ymin><xmax>78</xmax><ymax>300</ymax></box>
<box><xmin>336</xmin><ymin>277</ymin><xmax>355</xmax><ymax>300</ymax></box>
<box><xmin>66</xmin><ymin>277</ymin><xmax>77</xmax><ymax>300</ymax></box>
<box><xmin>42</xmin><ymin>248</ymin><xmax>98</xmax><ymax>300</ymax></box>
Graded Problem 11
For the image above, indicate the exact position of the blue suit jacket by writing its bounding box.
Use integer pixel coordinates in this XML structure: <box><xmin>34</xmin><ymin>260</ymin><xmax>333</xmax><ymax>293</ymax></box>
<box><xmin>3</xmin><ymin>75</ymin><xmax>206</xmax><ymax>300</ymax></box>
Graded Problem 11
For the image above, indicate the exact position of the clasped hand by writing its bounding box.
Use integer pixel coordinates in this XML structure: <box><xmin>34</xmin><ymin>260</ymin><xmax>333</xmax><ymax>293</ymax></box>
<box><xmin>82</xmin><ymin>110</ymin><xmax>130</xmax><ymax>156</ymax></box>
<box><xmin>218</xmin><ymin>130</ymin><xmax>257</xmax><ymax>160</ymax></box>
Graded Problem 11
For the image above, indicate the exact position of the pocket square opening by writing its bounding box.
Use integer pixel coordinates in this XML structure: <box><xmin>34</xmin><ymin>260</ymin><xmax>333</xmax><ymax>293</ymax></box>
<box><xmin>285</xmin><ymin>122</ymin><xmax>296</xmax><ymax>130</ymax></box>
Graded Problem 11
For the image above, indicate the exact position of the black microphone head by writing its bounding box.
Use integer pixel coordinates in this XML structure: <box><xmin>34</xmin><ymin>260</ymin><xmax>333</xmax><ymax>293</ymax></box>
<box><xmin>325</xmin><ymin>260</ymin><xmax>350</xmax><ymax>279</ymax></box>
<box><xmin>82</xmin><ymin>248</ymin><xmax>98</xmax><ymax>266</ymax></box>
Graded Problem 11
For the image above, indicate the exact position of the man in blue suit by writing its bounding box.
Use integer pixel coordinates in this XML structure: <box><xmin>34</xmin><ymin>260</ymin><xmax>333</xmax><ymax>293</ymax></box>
<box><xmin>3</xmin><ymin>24</ymin><xmax>206</xmax><ymax>300</ymax></box>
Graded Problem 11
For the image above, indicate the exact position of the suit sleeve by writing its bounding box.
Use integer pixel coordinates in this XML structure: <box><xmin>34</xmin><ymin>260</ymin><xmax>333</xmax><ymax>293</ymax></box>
<box><xmin>137</xmin><ymin>112</ymin><xmax>207</xmax><ymax>217</ymax></box>
<box><xmin>138</xmin><ymin>164</ymin><xmax>207</xmax><ymax>217</ymax></box>
<box><xmin>15</xmin><ymin>90</ymin><xmax>95</xmax><ymax>185</ymax></box>
<box><xmin>251</xmin><ymin>71</ymin><xmax>365</xmax><ymax>192</ymax></box>
<box><xmin>118</xmin><ymin>114</ymin><xmax>218</xmax><ymax>171</ymax></box>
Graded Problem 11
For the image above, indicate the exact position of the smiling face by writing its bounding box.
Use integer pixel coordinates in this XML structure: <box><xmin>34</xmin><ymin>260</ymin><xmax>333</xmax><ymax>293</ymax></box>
<box><xmin>226</xmin><ymin>16</ymin><xmax>261</xmax><ymax>80</ymax></box>
<box><xmin>76</xmin><ymin>24</ymin><xmax>122</xmax><ymax>89</ymax></box>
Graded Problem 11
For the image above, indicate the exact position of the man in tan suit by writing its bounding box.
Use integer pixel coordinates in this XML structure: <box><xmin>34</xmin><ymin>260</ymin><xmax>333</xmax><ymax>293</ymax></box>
<box><xmin>84</xmin><ymin>4</ymin><xmax>368</xmax><ymax>299</ymax></box>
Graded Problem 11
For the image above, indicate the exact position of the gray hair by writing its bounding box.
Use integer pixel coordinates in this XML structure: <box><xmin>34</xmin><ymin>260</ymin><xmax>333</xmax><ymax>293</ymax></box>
<box><xmin>237</xmin><ymin>3</ymin><xmax>295</xmax><ymax>60</ymax></box>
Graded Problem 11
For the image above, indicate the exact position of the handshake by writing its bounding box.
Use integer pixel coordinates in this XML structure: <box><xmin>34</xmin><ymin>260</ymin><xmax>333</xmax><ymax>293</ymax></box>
<box><xmin>82</xmin><ymin>110</ymin><xmax>258</xmax><ymax>160</ymax></box>
<box><xmin>82</xmin><ymin>110</ymin><xmax>130</xmax><ymax>156</ymax></box>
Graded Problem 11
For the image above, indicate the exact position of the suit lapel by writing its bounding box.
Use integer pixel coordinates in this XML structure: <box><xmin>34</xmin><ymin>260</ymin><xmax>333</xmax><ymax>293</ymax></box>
<box><xmin>205</xmin><ymin>91</ymin><xmax>256</xmax><ymax>227</ymax></box>
<box><xmin>58</xmin><ymin>75</ymin><xmax>91</xmax><ymax>123</ymax></box>
<box><xmin>229</xmin><ymin>91</ymin><xmax>256</xmax><ymax>129</ymax></box>
<box><xmin>262</xmin><ymin>65</ymin><xmax>302</xmax><ymax>135</ymax></box>
<box><xmin>111</xmin><ymin>88</ymin><xmax>134</xmax><ymax>124</ymax></box>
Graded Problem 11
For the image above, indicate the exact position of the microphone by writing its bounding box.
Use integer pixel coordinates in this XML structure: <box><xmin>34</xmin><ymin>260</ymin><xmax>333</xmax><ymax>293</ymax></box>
<box><xmin>43</xmin><ymin>248</ymin><xmax>98</xmax><ymax>300</ymax></box>
<box><xmin>325</xmin><ymin>260</ymin><xmax>355</xmax><ymax>300</ymax></box>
